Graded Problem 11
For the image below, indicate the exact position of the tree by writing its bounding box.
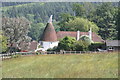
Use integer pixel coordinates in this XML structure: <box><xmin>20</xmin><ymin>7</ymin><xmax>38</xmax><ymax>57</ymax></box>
<box><xmin>0</xmin><ymin>32</ymin><xmax>8</xmax><ymax>53</ymax></box>
<box><xmin>75</xmin><ymin>40</ymin><xmax>89</xmax><ymax>51</ymax></box>
<box><xmin>117</xmin><ymin>2</ymin><xmax>120</xmax><ymax>40</ymax></box>
<box><xmin>57</xmin><ymin>36</ymin><xmax>76</xmax><ymax>51</ymax></box>
<box><xmin>72</xmin><ymin>3</ymin><xmax>86</xmax><ymax>17</ymax></box>
<box><xmin>75</xmin><ymin>35</ymin><xmax>91</xmax><ymax>51</ymax></box>
<box><xmin>80</xmin><ymin>35</ymin><xmax>92</xmax><ymax>45</ymax></box>
<box><xmin>28</xmin><ymin>23</ymin><xmax>45</xmax><ymax>41</ymax></box>
<box><xmin>82</xmin><ymin>2</ymin><xmax>96</xmax><ymax>21</ymax></box>
<box><xmin>58</xmin><ymin>13</ymin><xmax>74</xmax><ymax>31</ymax></box>
<box><xmin>65</xmin><ymin>17</ymin><xmax>99</xmax><ymax>32</ymax></box>
<box><xmin>94</xmin><ymin>3</ymin><xmax>118</xmax><ymax>40</ymax></box>
<box><xmin>2</xmin><ymin>17</ymin><xmax>31</xmax><ymax>52</ymax></box>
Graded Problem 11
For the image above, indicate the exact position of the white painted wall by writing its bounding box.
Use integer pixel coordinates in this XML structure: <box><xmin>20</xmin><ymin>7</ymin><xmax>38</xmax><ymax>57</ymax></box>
<box><xmin>77</xmin><ymin>31</ymin><xmax>80</xmax><ymax>41</ymax></box>
<box><xmin>39</xmin><ymin>41</ymin><xmax>59</xmax><ymax>50</ymax></box>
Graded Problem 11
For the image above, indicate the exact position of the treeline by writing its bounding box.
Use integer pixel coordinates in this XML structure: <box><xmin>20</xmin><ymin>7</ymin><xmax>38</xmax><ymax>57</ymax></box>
<box><xmin>2</xmin><ymin>2</ymin><xmax>75</xmax><ymax>41</ymax></box>
<box><xmin>2</xmin><ymin>2</ymin><xmax>31</xmax><ymax>7</ymax></box>
<box><xmin>58</xmin><ymin>2</ymin><xmax>118</xmax><ymax>40</ymax></box>
<box><xmin>2</xmin><ymin>2</ymin><xmax>119</xmax><ymax>41</ymax></box>
<box><xmin>2</xmin><ymin>2</ymin><xmax>74</xmax><ymax>23</ymax></box>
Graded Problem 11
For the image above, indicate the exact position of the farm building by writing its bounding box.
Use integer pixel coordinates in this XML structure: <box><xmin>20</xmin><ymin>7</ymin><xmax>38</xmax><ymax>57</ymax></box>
<box><xmin>39</xmin><ymin>15</ymin><xmax>104</xmax><ymax>51</ymax></box>
<box><xmin>106</xmin><ymin>40</ymin><xmax>120</xmax><ymax>51</ymax></box>
<box><xmin>11</xmin><ymin>41</ymin><xmax>38</xmax><ymax>52</ymax></box>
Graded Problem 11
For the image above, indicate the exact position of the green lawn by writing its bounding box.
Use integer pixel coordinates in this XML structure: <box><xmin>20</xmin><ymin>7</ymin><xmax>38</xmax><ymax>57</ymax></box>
<box><xmin>2</xmin><ymin>52</ymin><xmax>118</xmax><ymax>78</ymax></box>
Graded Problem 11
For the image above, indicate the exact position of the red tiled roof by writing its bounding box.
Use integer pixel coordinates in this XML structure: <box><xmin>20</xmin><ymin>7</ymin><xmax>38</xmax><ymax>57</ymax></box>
<box><xmin>14</xmin><ymin>41</ymin><xmax>38</xmax><ymax>52</ymax></box>
<box><xmin>28</xmin><ymin>41</ymin><xmax>38</xmax><ymax>51</ymax></box>
<box><xmin>57</xmin><ymin>31</ymin><xmax>104</xmax><ymax>42</ymax></box>
<box><xmin>41</xmin><ymin>23</ymin><xmax>57</xmax><ymax>42</ymax></box>
<box><xmin>92</xmin><ymin>32</ymin><xmax>104</xmax><ymax>42</ymax></box>
<box><xmin>19</xmin><ymin>41</ymin><xmax>29</xmax><ymax>51</ymax></box>
<box><xmin>56</xmin><ymin>31</ymin><xmax>77</xmax><ymax>40</ymax></box>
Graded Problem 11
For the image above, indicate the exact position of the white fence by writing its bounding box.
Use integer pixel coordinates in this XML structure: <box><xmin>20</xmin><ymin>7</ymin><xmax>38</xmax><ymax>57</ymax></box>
<box><xmin>47</xmin><ymin>50</ymin><xmax>107</xmax><ymax>54</ymax></box>
<box><xmin>1</xmin><ymin>50</ymin><xmax>108</xmax><ymax>60</ymax></box>
<box><xmin>1</xmin><ymin>52</ymin><xmax>36</xmax><ymax>60</ymax></box>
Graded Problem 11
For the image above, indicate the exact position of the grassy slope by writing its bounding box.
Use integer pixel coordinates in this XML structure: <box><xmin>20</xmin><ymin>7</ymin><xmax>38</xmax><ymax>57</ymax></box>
<box><xmin>2</xmin><ymin>52</ymin><xmax>118</xmax><ymax>78</ymax></box>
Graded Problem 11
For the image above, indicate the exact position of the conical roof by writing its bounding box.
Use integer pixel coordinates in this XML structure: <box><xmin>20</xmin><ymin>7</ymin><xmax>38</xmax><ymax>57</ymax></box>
<box><xmin>41</xmin><ymin>15</ymin><xmax>57</xmax><ymax>42</ymax></box>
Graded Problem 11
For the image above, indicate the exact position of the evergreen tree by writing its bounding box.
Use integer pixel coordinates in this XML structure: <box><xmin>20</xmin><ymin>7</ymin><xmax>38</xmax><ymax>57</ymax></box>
<box><xmin>94</xmin><ymin>3</ymin><xmax>118</xmax><ymax>40</ymax></box>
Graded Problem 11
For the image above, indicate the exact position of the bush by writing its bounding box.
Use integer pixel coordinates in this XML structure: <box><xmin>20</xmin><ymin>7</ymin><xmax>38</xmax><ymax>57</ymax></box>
<box><xmin>47</xmin><ymin>46</ymin><xmax>57</xmax><ymax>51</ymax></box>
<box><xmin>11</xmin><ymin>54</ymin><xmax>20</xmax><ymax>58</ymax></box>
<box><xmin>80</xmin><ymin>35</ymin><xmax>92</xmax><ymax>45</ymax></box>
<box><xmin>36</xmin><ymin>52</ymin><xmax>41</xmax><ymax>55</ymax></box>
<box><xmin>88</xmin><ymin>42</ymin><xmax>106</xmax><ymax>51</ymax></box>
<box><xmin>57</xmin><ymin>36</ymin><xmax>76</xmax><ymax>51</ymax></box>
<box><xmin>75</xmin><ymin>40</ymin><xmax>90</xmax><ymax>51</ymax></box>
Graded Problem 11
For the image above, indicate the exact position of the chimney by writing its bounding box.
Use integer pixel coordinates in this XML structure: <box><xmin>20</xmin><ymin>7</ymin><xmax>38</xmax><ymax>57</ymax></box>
<box><xmin>89</xmin><ymin>28</ymin><xmax>92</xmax><ymax>40</ymax></box>
<box><xmin>77</xmin><ymin>30</ymin><xmax>80</xmax><ymax>41</ymax></box>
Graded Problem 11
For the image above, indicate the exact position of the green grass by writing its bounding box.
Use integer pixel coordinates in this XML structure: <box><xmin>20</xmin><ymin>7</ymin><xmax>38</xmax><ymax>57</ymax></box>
<box><xmin>2</xmin><ymin>52</ymin><xmax>118</xmax><ymax>78</ymax></box>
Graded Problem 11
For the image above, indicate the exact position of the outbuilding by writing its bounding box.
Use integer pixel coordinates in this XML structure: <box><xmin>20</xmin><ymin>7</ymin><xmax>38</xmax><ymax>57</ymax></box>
<box><xmin>106</xmin><ymin>40</ymin><xmax>120</xmax><ymax>51</ymax></box>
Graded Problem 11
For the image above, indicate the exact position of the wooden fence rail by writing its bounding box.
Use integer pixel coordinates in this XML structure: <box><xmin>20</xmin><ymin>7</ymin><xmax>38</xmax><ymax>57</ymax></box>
<box><xmin>1</xmin><ymin>50</ymin><xmax>108</xmax><ymax>60</ymax></box>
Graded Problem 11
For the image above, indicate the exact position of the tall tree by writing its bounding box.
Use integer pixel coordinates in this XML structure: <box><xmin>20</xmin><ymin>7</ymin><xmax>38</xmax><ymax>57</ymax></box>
<box><xmin>28</xmin><ymin>23</ymin><xmax>45</xmax><ymax>41</ymax></box>
<box><xmin>58</xmin><ymin>13</ymin><xmax>74</xmax><ymax>31</ymax></box>
<box><xmin>94</xmin><ymin>3</ymin><xmax>118</xmax><ymax>40</ymax></box>
<box><xmin>117</xmin><ymin>2</ymin><xmax>120</xmax><ymax>40</ymax></box>
<box><xmin>72</xmin><ymin>3</ymin><xmax>86</xmax><ymax>17</ymax></box>
<box><xmin>2</xmin><ymin>17</ymin><xmax>31</xmax><ymax>52</ymax></box>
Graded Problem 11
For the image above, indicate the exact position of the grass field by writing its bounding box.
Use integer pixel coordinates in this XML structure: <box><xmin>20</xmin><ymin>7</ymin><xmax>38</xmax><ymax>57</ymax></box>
<box><xmin>2</xmin><ymin>52</ymin><xmax>118</xmax><ymax>78</ymax></box>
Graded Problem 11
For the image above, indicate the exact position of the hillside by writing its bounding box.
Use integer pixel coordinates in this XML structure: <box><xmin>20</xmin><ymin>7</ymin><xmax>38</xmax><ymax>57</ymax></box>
<box><xmin>2</xmin><ymin>2</ymin><xmax>75</xmax><ymax>23</ymax></box>
<box><xmin>1</xmin><ymin>2</ymin><xmax>118</xmax><ymax>41</ymax></box>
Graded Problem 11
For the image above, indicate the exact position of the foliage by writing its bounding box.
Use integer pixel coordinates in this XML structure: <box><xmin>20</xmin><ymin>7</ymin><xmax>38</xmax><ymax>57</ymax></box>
<box><xmin>72</xmin><ymin>3</ymin><xmax>86</xmax><ymax>17</ymax></box>
<box><xmin>11</xmin><ymin>54</ymin><xmax>21</xmax><ymax>58</ymax></box>
<box><xmin>2</xmin><ymin>17</ymin><xmax>31</xmax><ymax>52</ymax></box>
<box><xmin>0</xmin><ymin>32</ymin><xmax>8</xmax><ymax>53</ymax></box>
<box><xmin>58</xmin><ymin>13</ymin><xmax>74</xmax><ymax>31</ymax></box>
<box><xmin>2</xmin><ymin>2</ymin><xmax>118</xmax><ymax>40</ymax></box>
<box><xmin>57</xmin><ymin>36</ymin><xmax>76</xmax><ymax>51</ymax></box>
<box><xmin>71</xmin><ymin>2</ymin><xmax>118</xmax><ymax>40</ymax></box>
<box><xmin>2</xmin><ymin>2</ymin><xmax>31</xmax><ymax>7</ymax></box>
<box><xmin>80</xmin><ymin>35</ymin><xmax>92</xmax><ymax>45</ymax></box>
<box><xmin>65</xmin><ymin>17</ymin><xmax>99</xmax><ymax>32</ymax></box>
<box><xmin>57</xmin><ymin>36</ymin><xmax>91</xmax><ymax>51</ymax></box>
<box><xmin>28</xmin><ymin>23</ymin><xmax>45</xmax><ymax>41</ymax></box>
<box><xmin>117</xmin><ymin>2</ymin><xmax>120</xmax><ymax>40</ymax></box>
<box><xmin>88</xmin><ymin>42</ymin><xmax>106</xmax><ymax>51</ymax></box>
<box><xmin>75</xmin><ymin>40</ymin><xmax>90</xmax><ymax>51</ymax></box>
<box><xmin>93</xmin><ymin>3</ymin><xmax>118</xmax><ymax>40</ymax></box>
<box><xmin>47</xmin><ymin>46</ymin><xmax>58</xmax><ymax>51</ymax></box>
<box><xmin>2</xmin><ymin>2</ymin><xmax>74</xmax><ymax>23</ymax></box>
<box><xmin>8</xmin><ymin>47</ymin><xmax>21</xmax><ymax>53</ymax></box>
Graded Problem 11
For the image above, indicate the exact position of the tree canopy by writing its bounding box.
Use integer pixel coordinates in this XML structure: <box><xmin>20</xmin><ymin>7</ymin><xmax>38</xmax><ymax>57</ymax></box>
<box><xmin>57</xmin><ymin>36</ymin><xmax>76</xmax><ymax>51</ymax></box>
<box><xmin>0</xmin><ymin>32</ymin><xmax>8</xmax><ymax>53</ymax></box>
<box><xmin>2</xmin><ymin>2</ymin><xmax>118</xmax><ymax>40</ymax></box>
<box><xmin>2</xmin><ymin>17</ymin><xmax>31</xmax><ymax>52</ymax></box>
<box><xmin>65</xmin><ymin>17</ymin><xmax>99</xmax><ymax>32</ymax></box>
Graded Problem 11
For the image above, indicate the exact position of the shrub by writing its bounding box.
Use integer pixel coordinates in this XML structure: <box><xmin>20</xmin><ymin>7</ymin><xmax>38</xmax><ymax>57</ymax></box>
<box><xmin>88</xmin><ymin>42</ymin><xmax>106</xmax><ymax>51</ymax></box>
<box><xmin>11</xmin><ymin>54</ymin><xmax>20</xmax><ymax>58</ymax></box>
<box><xmin>75</xmin><ymin>40</ymin><xmax>90</xmax><ymax>51</ymax></box>
<box><xmin>80</xmin><ymin>35</ymin><xmax>93</xmax><ymax>45</ymax></box>
<box><xmin>57</xmin><ymin>36</ymin><xmax>76</xmax><ymax>51</ymax></box>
